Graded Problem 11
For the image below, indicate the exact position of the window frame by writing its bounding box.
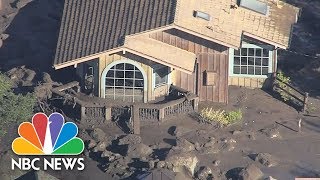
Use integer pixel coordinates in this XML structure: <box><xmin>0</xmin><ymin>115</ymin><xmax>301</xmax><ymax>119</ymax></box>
<box><xmin>229</xmin><ymin>43</ymin><xmax>273</xmax><ymax>78</ymax></box>
<box><xmin>152</xmin><ymin>65</ymin><xmax>170</xmax><ymax>89</ymax></box>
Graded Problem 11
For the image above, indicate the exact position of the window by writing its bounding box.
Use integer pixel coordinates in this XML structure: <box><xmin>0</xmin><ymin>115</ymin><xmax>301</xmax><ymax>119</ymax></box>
<box><xmin>230</xmin><ymin>44</ymin><xmax>272</xmax><ymax>77</ymax></box>
<box><xmin>105</xmin><ymin>63</ymin><xmax>144</xmax><ymax>102</ymax></box>
<box><xmin>153</xmin><ymin>65</ymin><xmax>169</xmax><ymax>88</ymax></box>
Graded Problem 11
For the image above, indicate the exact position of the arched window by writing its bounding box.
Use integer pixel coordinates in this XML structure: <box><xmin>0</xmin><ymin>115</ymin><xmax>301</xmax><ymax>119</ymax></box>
<box><xmin>101</xmin><ymin>60</ymin><xmax>147</xmax><ymax>102</ymax></box>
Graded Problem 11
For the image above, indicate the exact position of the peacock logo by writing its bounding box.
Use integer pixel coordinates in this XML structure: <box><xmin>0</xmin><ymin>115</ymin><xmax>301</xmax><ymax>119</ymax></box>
<box><xmin>12</xmin><ymin>112</ymin><xmax>84</xmax><ymax>155</ymax></box>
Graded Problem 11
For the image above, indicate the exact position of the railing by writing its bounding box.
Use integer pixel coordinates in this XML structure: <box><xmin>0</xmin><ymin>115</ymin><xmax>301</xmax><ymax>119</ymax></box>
<box><xmin>271</xmin><ymin>73</ymin><xmax>309</xmax><ymax>113</ymax></box>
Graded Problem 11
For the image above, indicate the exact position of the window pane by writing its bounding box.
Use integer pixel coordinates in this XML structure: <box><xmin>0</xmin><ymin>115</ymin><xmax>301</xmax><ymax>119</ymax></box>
<box><xmin>248</xmin><ymin>48</ymin><xmax>255</xmax><ymax>56</ymax></box>
<box><xmin>135</xmin><ymin>80</ymin><xmax>144</xmax><ymax>87</ymax></box>
<box><xmin>248</xmin><ymin>57</ymin><xmax>254</xmax><ymax>65</ymax></box>
<box><xmin>262</xmin><ymin>67</ymin><xmax>268</xmax><ymax>75</ymax></box>
<box><xmin>255</xmin><ymin>58</ymin><xmax>262</xmax><ymax>66</ymax></box>
<box><xmin>262</xmin><ymin>58</ymin><xmax>269</xmax><ymax>66</ymax></box>
<box><xmin>116</xmin><ymin>63</ymin><xmax>124</xmax><ymax>70</ymax></box>
<box><xmin>106</xmin><ymin>70</ymin><xmax>114</xmax><ymax>78</ymax></box>
<box><xmin>114</xmin><ymin>88</ymin><xmax>124</xmax><ymax>95</ymax></box>
<box><xmin>125</xmin><ymin>79</ymin><xmax>134</xmax><ymax>87</ymax></box>
<box><xmin>234</xmin><ymin>57</ymin><xmax>240</xmax><ymax>65</ymax></box>
<box><xmin>135</xmin><ymin>71</ymin><xmax>143</xmax><ymax>79</ymax></box>
<box><xmin>248</xmin><ymin>66</ymin><xmax>254</xmax><ymax>75</ymax></box>
<box><xmin>106</xmin><ymin>79</ymin><xmax>114</xmax><ymax>86</ymax></box>
<box><xmin>125</xmin><ymin>64</ymin><xmax>134</xmax><ymax>70</ymax></box>
<box><xmin>115</xmin><ymin>79</ymin><xmax>124</xmax><ymax>86</ymax></box>
<box><xmin>240</xmin><ymin>66</ymin><xmax>248</xmax><ymax>74</ymax></box>
<box><xmin>256</xmin><ymin>49</ymin><xmax>262</xmax><ymax>57</ymax></box>
<box><xmin>263</xmin><ymin>49</ymin><xmax>269</xmax><ymax>57</ymax></box>
<box><xmin>241</xmin><ymin>57</ymin><xmax>247</xmax><ymax>65</ymax></box>
<box><xmin>255</xmin><ymin>67</ymin><xmax>262</xmax><ymax>75</ymax></box>
<box><xmin>233</xmin><ymin>66</ymin><xmax>240</xmax><ymax>74</ymax></box>
<box><xmin>234</xmin><ymin>49</ymin><xmax>240</xmax><ymax>56</ymax></box>
<box><xmin>115</xmin><ymin>70</ymin><xmax>124</xmax><ymax>78</ymax></box>
<box><xmin>241</xmin><ymin>48</ymin><xmax>248</xmax><ymax>56</ymax></box>
<box><xmin>125</xmin><ymin>71</ymin><xmax>134</xmax><ymax>78</ymax></box>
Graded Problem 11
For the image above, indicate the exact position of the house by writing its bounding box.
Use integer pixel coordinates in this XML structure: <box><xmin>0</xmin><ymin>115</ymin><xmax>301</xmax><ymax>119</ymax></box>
<box><xmin>53</xmin><ymin>0</ymin><xmax>299</xmax><ymax>104</ymax></box>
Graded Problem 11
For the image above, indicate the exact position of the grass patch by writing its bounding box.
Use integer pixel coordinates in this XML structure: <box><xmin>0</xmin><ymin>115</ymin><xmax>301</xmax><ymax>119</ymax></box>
<box><xmin>200</xmin><ymin>108</ymin><xmax>243</xmax><ymax>126</ymax></box>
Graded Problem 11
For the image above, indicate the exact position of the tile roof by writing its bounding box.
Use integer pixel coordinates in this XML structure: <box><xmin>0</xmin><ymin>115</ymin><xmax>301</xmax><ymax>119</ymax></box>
<box><xmin>124</xmin><ymin>36</ymin><xmax>196</xmax><ymax>74</ymax></box>
<box><xmin>54</xmin><ymin>0</ymin><xmax>176</xmax><ymax>65</ymax></box>
<box><xmin>54</xmin><ymin>0</ymin><xmax>299</xmax><ymax>67</ymax></box>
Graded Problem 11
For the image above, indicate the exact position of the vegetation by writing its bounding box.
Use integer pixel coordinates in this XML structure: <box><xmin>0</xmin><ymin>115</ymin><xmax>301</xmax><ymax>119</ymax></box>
<box><xmin>200</xmin><ymin>108</ymin><xmax>243</xmax><ymax>126</ymax></box>
<box><xmin>0</xmin><ymin>73</ymin><xmax>36</xmax><ymax>136</ymax></box>
<box><xmin>275</xmin><ymin>71</ymin><xmax>292</xmax><ymax>102</ymax></box>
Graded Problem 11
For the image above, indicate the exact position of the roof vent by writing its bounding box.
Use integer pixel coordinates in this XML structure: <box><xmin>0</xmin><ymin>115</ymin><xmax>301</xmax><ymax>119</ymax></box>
<box><xmin>193</xmin><ymin>11</ymin><xmax>211</xmax><ymax>21</ymax></box>
<box><xmin>240</xmin><ymin>0</ymin><xmax>270</xmax><ymax>15</ymax></box>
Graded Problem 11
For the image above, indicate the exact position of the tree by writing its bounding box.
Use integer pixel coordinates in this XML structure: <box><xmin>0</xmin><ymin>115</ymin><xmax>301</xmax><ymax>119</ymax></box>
<box><xmin>0</xmin><ymin>73</ymin><xmax>36</xmax><ymax>135</ymax></box>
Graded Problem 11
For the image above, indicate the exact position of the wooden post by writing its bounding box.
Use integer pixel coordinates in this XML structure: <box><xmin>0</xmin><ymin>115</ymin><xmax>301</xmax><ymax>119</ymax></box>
<box><xmin>159</xmin><ymin>108</ymin><xmax>165</xmax><ymax>122</ymax></box>
<box><xmin>271</xmin><ymin>72</ymin><xmax>277</xmax><ymax>90</ymax></box>
<box><xmin>105</xmin><ymin>107</ymin><xmax>112</xmax><ymax>122</ymax></box>
<box><xmin>193</xmin><ymin>97</ymin><xmax>199</xmax><ymax>112</ymax></box>
<box><xmin>298</xmin><ymin>118</ymin><xmax>302</xmax><ymax>133</ymax></box>
<box><xmin>81</xmin><ymin>106</ymin><xmax>86</xmax><ymax>121</ymax></box>
<box><xmin>131</xmin><ymin>105</ymin><xmax>140</xmax><ymax>135</ymax></box>
<box><xmin>303</xmin><ymin>92</ymin><xmax>309</xmax><ymax>113</ymax></box>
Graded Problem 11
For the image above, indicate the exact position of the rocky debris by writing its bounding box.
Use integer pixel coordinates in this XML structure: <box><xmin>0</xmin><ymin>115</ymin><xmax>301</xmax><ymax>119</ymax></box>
<box><xmin>86</xmin><ymin>139</ymin><xmax>97</xmax><ymax>149</ymax></box>
<box><xmin>0</xmin><ymin>34</ymin><xmax>9</xmax><ymax>40</ymax></box>
<box><xmin>156</xmin><ymin>161</ymin><xmax>166</xmax><ymax>168</ymax></box>
<box><xmin>254</xmin><ymin>153</ymin><xmax>278</xmax><ymax>167</ymax></box>
<box><xmin>260</xmin><ymin>125</ymin><xmax>281</xmax><ymax>139</ymax></box>
<box><xmin>265</xmin><ymin>176</ymin><xmax>277</xmax><ymax>180</ymax></box>
<box><xmin>101</xmin><ymin>150</ymin><xmax>121</xmax><ymax>162</ymax></box>
<box><xmin>104</xmin><ymin>157</ymin><xmax>132</xmax><ymax>179</ymax></box>
<box><xmin>173</xmin><ymin>126</ymin><xmax>191</xmax><ymax>136</ymax></box>
<box><xmin>148</xmin><ymin>160</ymin><xmax>155</xmax><ymax>169</ymax></box>
<box><xmin>238</xmin><ymin>164</ymin><xmax>264</xmax><ymax>180</ymax></box>
<box><xmin>93</xmin><ymin>140</ymin><xmax>108</xmax><ymax>152</ymax></box>
<box><xmin>232</xmin><ymin>130</ymin><xmax>243</xmax><ymax>135</ymax></box>
<box><xmin>165</xmin><ymin>152</ymin><xmax>199</xmax><ymax>176</ymax></box>
<box><xmin>118</xmin><ymin>134</ymin><xmax>142</xmax><ymax>145</ymax></box>
<box><xmin>200</xmin><ymin>137</ymin><xmax>236</xmax><ymax>154</ymax></box>
<box><xmin>126</xmin><ymin>143</ymin><xmax>153</xmax><ymax>158</ymax></box>
<box><xmin>14</xmin><ymin>0</ymin><xmax>34</xmax><ymax>9</ymax></box>
<box><xmin>91</xmin><ymin>128</ymin><xmax>106</xmax><ymax>142</ymax></box>
<box><xmin>196</xmin><ymin>166</ymin><xmax>212</xmax><ymax>180</ymax></box>
<box><xmin>194</xmin><ymin>142</ymin><xmax>201</xmax><ymax>151</ymax></box>
<box><xmin>213</xmin><ymin>160</ymin><xmax>221</xmax><ymax>166</ymax></box>
<box><xmin>172</xmin><ymin>137</ymin><xmax>195</xmax><ymax>152</ymax></box>
<box><xmin>6</xmin><ymin>66</ymin><xmax>36</xmax><ymax>87</ymax></box>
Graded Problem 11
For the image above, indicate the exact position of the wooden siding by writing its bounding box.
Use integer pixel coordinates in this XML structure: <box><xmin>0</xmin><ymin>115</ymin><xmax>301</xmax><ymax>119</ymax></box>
<box><xmin>150</xmin><ymin>29</ymin><xmax>229</xmax><ymax>103</ymax></box>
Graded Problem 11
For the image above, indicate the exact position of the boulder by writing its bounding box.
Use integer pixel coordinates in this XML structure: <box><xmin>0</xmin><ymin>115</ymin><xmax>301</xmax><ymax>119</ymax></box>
<box><xmin>203</xmin><ymin>137</ymin><xmax>216</xmax><ymax>148</ymax></box>
<box><xmin>126</xmin><ymin>143</ymin><xmax>153</xmax><ymax>158</ymax></box>
<box><xmin>194</xmin><ymin>142</ymin><xmax>201</xmax><ymax>151</ymax></box>
<box><xmin>156</xmin><ymin>161</ymin><xmax>166</xmax><ymax>168</ymax></box>
<box><xmin>0</xmin><ymin>34</ymin><xmax>9</xmax><ymax>40</ymax></box>
<box><xmin>86</xmin><ymin>139</ymin><xmax>97</xmax><ymax>149</ymax></box>
<box><xmin>91</xmin><ymin>128</ymin><xmax>106</xmax><ymax>142</ymax></box>
<box><xmin>255</xmin><ymin>153</ymin><xmax>278</xmax><ymax>167</ymax></box>
<box><xmin>165</xmin><ymin>152</ymin><xmax>199</xmax><ymax>176</ymax></box>
<box><xmin>93</xmin><ymin>140</ymin><xmax>108</xmax><ymax>152</ymax></box>
<box><xmin>42</xmin><ymin>72</ymin><xmax>53</xmax><ymax>83</ymax></box>
<box><xmin>196</xmin><ymin>166</ymin><xmax>212</xmax><ymax>180</ymax></box>
<box><xmin>118</xmin><ymin>134</ymin><xmax>142</xmax><ymax>145</ymax></box>
<box><xmin>213</xmin><ymin>160</ymin><xmax>220</xmax><ymax>166</ymax></box>
<box><xmin>238</xmin><ymin>164</ymin><xmax>264</xmax><ymax>180</ymax></box>
<box><xmin>173</xmin><ymin>138</ymin><xmax>195</xmax><ymax>152</ymax></box>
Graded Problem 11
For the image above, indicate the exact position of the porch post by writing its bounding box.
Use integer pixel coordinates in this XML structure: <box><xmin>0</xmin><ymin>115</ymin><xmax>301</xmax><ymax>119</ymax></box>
<box><xmin>131</xmin><ymin>105</ymin><xmax>140</xmax><ymax>134</ymax></box>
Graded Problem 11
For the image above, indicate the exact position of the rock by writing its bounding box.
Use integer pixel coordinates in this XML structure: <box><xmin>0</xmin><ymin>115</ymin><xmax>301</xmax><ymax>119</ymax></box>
<box><xmin>148</xmin><ymin>160</ymin><xmax>155</xmax><ymax>169</ymax></box>
<box><xmin>255</xmin><ymin>153</ymin><xmax>278</xmax><ymax>167</ymax></box>
<box><xmin>118</xmin><ymin>134</ymin><xmax>142</xmax><ymax>145</ymax></box>
<box><xmin>199</xmin><ymin>146</ymin><xmax>220</xmax><ymax>154</ymax></box>
<box><xmin>42</xmin><ymin>72</ymin><xmax>53</xmax><ymax>83</ymax></box>
<box><xmin>91</xmin><ymin>128</ymin><xmax>106</xmax><ymax>142</ymax></box>
<box><xmin>232</xmin><ymin>130</ymin><xmax>242</xmax><ymax>135</ymax></box>
<box><xmin>238</xmin><ymin>164</ymin><xmax>264</xmax><ymax>180</ymax></box>
<box><xmin>165</xmin><ymin>152</ymin><xmax>199</xmax><ymax>176</ymax></box>
<box><xmin>260</xmin><ymin>125</ymin><xmax>281</xmax><ymax>139</ymax></box>
<box><xmin>156</xmin><ymin>161</ymin><xmax>166</xmax><ymax>168</ymax></box>
<box><xmin>265</xmin><ymin>176</ymin><xmax>277</xmax><ymax>180</ymax></box>
<box><xmin>126</xmin><ymin>143</ymin><xmax>153</xmax><ymax>158</ymax></box>
<box><xmin>173</xmin><ymin>138</ymin><xmax>195</xmax><ymax>152</ymax></box>
<box><xmin>101</xmin><ymin>150</ymin><xmax>113</xmax><ymax>158</ymax></box>
<box><xmin>213</xmin><ymin>160</ymin><xmax>220</xmax><ymax>166</ymax></box>
<box><xmin>173</xmin><ymin>126</ymin><xmax>191</xmax><ymax>136</ymax></box>
<box><xmin>196</xmin><ymin>166</ymin><xmax>212</xmax><ymax>180</ymax></box>
<box><xmin>194</xmin><ymin>142</ymin><xmax>201</xmax><ymax>151</ymax></box>
<box><xmin>203</xmin><ymin>139</ymin><xmax>216</xmax><ymax>148</ymax></box>
<box><xmin>0</xmin><ymin>34</ymin><xmax>9</xmax><ymax>40</ymax></box>
<box><xmin>93</xmin><ymin>141</ymin><xmax>108</xmax><ymax>152</ymax></box>
<box><xmin>14</xmin><ymin>0</ymin><xmax>33</xmax><ymax>9</ymax></box>
<box><xmin>87</xmin><ymin>139</ymin><xmax>97</xmax><ymax>149</ymax></box>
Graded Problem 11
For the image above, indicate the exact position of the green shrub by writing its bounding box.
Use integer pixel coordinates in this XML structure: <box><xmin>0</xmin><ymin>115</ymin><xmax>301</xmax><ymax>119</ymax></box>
<box><xmin>0</xmin><ymin>73</ymin><xmax>36</xmax><ymax>136</ymax></box>
<box><xmin>275</xmin><ymin>71</ymin><xmax>292</xmax><ymax>102</ymax></box>
<box><xmin>200</xmin><ymin>108</ymin><xmax>242</xmax><ymax>126</ymax></box>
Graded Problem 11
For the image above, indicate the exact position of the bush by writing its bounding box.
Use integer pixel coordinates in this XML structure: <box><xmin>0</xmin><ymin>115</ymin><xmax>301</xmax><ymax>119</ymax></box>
<box><xmin>200</xmin><ymin>108</ymin><xmax>242</xmax><ymax>126</ymax></box>
<box><xmin>0</xmin><ymin>73</ymin><xmax>36</xmax><ymax>136</ymax></box>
